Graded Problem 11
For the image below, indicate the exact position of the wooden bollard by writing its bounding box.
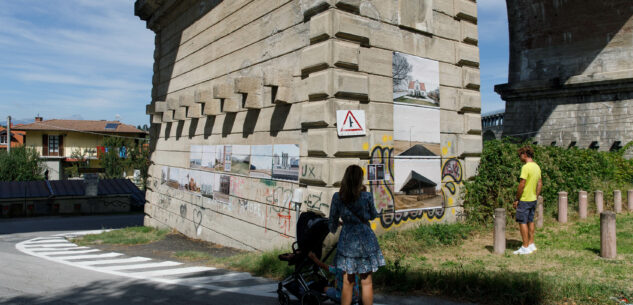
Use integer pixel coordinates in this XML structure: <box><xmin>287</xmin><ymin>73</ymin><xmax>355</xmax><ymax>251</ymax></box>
<box><xmin>595</xmin><ymin>191</ymin><xmax>604</xmax><ymax>214</ymax></box>
<box><xmin>536</xmin><ymin>195</ymin><xmax>544</xmax><ymax>228</ymax></box>
<box><xmin>494</xmin><ymin>208</ymin><xmax>506</xmax><ymax>254</ymax></box>
<box><xmin>628</xmin><ymin>190</ymin><xmax>633</xmax><ymax>212</ymax></box>
<box><xmin>614</xmin><ymin>190</ymin><xmax>622</xmax><ymax>213</ymax></box>
<box><xmin>558</xmin><ymin>191</ymin><xmax>568</xmax><ymax>223</ymax></box>
<box><xmin>600</xmin><ymin>212</ymin><xmax>616</xmax><ymax>259</ymax></box>
<box><xmin>578</xmin><ymin>190</ymin><xmax>588</xmax><ymax>219</ymax></box>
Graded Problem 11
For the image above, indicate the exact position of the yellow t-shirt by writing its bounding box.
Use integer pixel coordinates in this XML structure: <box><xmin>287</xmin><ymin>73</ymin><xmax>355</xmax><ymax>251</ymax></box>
<box><xmin>519</xmin><ymin>162</ymin><xmax>541</xmax><ymax>202</ymax></box>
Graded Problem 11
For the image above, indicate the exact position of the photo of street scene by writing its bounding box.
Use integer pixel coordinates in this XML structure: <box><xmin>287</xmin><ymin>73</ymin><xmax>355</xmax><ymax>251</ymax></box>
<box><xmin>271</xmin><ymin>144</ymin><xmax>300</xmax><ymax>181</ymax></box>
<box><xmin>230</xmin><ymin>145</ymin><xmax>250</xmax><ymax>176</ymax></box>
<box><xmin>392</xmin><ymin>52</ymin><xmax>442</xmax><ymax>211</ymax></box>
<box><xmin>189</xmin><ymin>145</ymin><xmax>203</xmax><ymax>169</ymax></box>
<box><xmin>214</xmin><ymin>145</ymin><xmax>226</xmax><ymax>172</ymax></box>
<box><xmin>200</xmin><ymin>145</ymin><xmax>216</xmax><ymax>171</ymax></box>
<box><xmin>250</xmin><ymin>145</ymin><xmax>273</xmax><ymax>178</ymax></box>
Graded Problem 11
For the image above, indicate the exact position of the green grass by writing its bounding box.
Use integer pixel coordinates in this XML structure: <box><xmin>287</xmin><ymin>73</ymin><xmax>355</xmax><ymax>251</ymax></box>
<box><xmin>393</xmin><ymin>96</ymin><xmax>438</xmax><ymax>107</ymax></box>
<box><xmin>372</xmin><ymin>214</ymin><xmax>633</xmax><ymax>304</ymax></box>
<box><xmin>72</xmin><ymin>226</ymin><xmax>170</xmax><ymax>246</ymax></box>
<box><xmin>69</xmin><ymin>216</ymin><xmax>633</xmax><ymax>304</ymax></box>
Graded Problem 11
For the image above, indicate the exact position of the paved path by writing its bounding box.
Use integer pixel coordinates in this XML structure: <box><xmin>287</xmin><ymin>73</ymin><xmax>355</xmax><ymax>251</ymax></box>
<box><xmin>15</xmin><ymin>230</ymin><xmax>279</xmax><ymax>299</ymax></box>
<box><xmin>2</xmin><ymin>215</ymin><xmax>474</xmax><ymax>305</ymax></box>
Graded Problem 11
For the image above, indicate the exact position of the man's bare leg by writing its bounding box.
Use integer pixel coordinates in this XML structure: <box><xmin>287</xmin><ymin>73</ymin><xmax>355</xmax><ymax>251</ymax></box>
<box><xmin>519</xmin><ymin>223</ymin><xmax>529</xmax><ymax>247</ymax></box>
<box><xmin>528</xmin><ymin>222</ymin><xmax>535</xmax><ymax>245</ymax></box>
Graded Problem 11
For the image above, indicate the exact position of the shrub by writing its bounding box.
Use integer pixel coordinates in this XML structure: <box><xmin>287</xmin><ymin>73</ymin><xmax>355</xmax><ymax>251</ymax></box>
<box><xmin>0</xmin><ymin>146</ymin><xmax>44</xmax><ymax>181</ymax></box>
<box><xmin>463</xmin><ymin>139</ymin><xmax>633</xmax><ymax>224</ymax></box>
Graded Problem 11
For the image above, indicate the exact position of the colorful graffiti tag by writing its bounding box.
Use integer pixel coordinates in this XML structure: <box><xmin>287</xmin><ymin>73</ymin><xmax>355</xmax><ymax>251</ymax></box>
<box><xmin>368</xmin><ymin>145</ymin><xmax>445</xmax><ymax>229</ymax></box>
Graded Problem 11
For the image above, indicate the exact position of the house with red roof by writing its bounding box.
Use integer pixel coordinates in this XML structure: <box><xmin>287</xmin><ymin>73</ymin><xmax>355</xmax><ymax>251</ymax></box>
<box><xmin>0</xmin><ymin>126</ymin><xmax>25</xmax><ymax>150</ymax></box>
<box><xmin>15</xmin><ymin>117</ymin><xmax>147</xmax><ymax>180</ymax></box>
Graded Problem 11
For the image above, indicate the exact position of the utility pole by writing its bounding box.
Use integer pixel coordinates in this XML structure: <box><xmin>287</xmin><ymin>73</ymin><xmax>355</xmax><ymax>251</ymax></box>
<box><xmin>7</xmin><ymin>115</ymin><xmax>11</xmax><ymax>154</ymax></box>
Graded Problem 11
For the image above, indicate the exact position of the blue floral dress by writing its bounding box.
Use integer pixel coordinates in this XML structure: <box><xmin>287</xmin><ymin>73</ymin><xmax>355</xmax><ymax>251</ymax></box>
<box><xmin>328</xmin><ymin>192</ymin><xmax>386</xmax><ymax>274</ymax></box>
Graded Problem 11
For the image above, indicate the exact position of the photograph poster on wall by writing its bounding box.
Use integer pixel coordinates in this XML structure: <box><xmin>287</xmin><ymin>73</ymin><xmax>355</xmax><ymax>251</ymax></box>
<box><xmin>271</xmin><ymin>144</ymin><xmax>300</xmax><ymax>181</ymax></box>
<box><xmin>392</xmin><ymin>52</ymin><xmax>443</xmax><ymax>211</ymax></box>
<box><xmin>250</xmin><ymin>145</ymin><xmax>273</xmax><ymax>179</ymax></box>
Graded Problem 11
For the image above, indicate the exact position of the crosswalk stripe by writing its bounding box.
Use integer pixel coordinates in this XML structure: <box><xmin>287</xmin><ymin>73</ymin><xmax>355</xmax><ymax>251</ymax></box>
<box><xmin>29</xmin><ymin>237</ymin><xmax>65</xmax><ymax>241</ymax></box>
<box><xmin>100</xmin><ymin>261</ymin><xmax>182</xmax><ymax>271</ymax></box>
<box><xmin>24</xmin><ymin>244</ymin><xmax>78</xmax><ymax>248</ymax></box>
<box><xmin>128</xmin><ymin>266</ymin><xmax>215</xmax><ymax>278</ymax></box>
<box><xmin>173</xmin><ymin>272</ymin><xmax>252</xmax><ymax>284</ymax></box>
<box><xmin>74</xmin><ymin>257</ymin><xmax>152</xmax><ymax>266</ymax></box>
<box><xmin>54</xmin><ymin>253</ymin><xmax>123</xmax><ymax>260</ymax></box>
<box><xmin>25</xmin><ymin>240</ymin><xmax>70</xmax><ymax>244</ymax></box>
<box><xmin>31</xmin><ymin>246</ymin><xmax>91</xmax><ymax>252</ymax></box>
<box><xmin>42</xmin><ymin>249</ymin><xmax>101</xmax><ymax>256</ymax></box>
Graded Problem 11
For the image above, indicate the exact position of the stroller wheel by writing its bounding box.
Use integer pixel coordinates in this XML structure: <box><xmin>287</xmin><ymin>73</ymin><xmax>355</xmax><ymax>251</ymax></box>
<box><xmin>277</xmin><ymin>290</ymin><xmax>290</xmax><ymax>305</ymax></box>
<box><xmin>300</xmin><ymin>291</ymin><xmax>321</xmax><ymax>305</ymax></box>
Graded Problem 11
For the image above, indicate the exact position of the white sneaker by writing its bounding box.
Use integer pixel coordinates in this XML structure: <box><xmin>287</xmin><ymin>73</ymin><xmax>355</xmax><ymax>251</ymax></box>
<box><xmin>513</xmin><ymin>246</ymin><xmax>532</xmax><ymax>255</ymax></box>
<box><xmin>528</xmin><ymin>243</ymin><xmax>537</xmax><ymax>252</ymax></box>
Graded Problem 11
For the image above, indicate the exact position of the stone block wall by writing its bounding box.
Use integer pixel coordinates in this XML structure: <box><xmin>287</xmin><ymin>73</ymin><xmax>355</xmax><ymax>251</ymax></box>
<box><xmin>137</xmin><ymin>0</ymin><xmax>482</xmax><ymax>251</ymax></box>
<box><xmin>497</xmin><ymin>0</ymin><xmax>633</xmax><ymax>150</ymax></box>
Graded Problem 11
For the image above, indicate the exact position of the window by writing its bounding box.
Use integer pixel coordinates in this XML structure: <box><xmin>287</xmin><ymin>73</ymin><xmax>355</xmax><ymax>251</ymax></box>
<box><xmin>49</xmin><ymin>135</ymin><xmax>59</xmax><ymax>154</ymax></box>
<box><xmin>0</xmin><ymin>134</ymin><xmax>6</xmax><ymax>145</ymax></box>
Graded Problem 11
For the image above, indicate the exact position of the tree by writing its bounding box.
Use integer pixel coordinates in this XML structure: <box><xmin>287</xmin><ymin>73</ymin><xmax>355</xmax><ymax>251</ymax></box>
<box><xmin>64</xmin><ymin>148</ymin><xmax>89</xmax><ymax>178</ymax></box>
<box><xmin>99</xmin><ymin>136</ymin><xmax>150</xmax><ymax>189</ymax></box>
<box><xmin>392</xmin><ymin>52</ymin><xmax>412</xmax><ymax>89</ymax></box>
<box><xmin>0</xmin><ymin>147</ymin><xmax>44</xmax><ymax>181</ymax></box>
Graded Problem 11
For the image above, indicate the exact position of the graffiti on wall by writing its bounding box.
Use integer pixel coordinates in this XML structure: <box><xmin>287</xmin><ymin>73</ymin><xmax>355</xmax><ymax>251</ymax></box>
<box><xmin>441</xmin><ymin>157</ymin><xmax>463</xmax><ymax>213</ymax></box>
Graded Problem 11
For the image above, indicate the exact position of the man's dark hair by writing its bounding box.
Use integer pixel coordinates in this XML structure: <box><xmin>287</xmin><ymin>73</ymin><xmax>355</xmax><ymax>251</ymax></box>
<box><xmin>518</xmin><ymin>146</ymin><xmax>534</xmax><ymax>158</ymax></box>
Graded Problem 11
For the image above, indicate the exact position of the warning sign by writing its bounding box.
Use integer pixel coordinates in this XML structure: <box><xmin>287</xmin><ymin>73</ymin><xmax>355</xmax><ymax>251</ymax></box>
<box><xmin>336</xmin><ymin>110</ymin><xmax>366</xmax><ymax>136</ymax></box>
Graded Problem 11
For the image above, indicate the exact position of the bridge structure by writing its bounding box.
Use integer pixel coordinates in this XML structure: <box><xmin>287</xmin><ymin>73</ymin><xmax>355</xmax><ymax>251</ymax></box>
<box><xmin>495</xmin><ymin>0</ymin><xmax>633</xmax><ymax>151</ymax></box>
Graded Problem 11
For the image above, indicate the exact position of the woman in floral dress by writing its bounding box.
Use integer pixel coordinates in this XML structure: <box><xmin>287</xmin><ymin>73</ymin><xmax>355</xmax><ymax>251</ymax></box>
<box><xmin>328</xmin><ymin>165</ymin><xmax>386</xmax><ymax>305</ymax></box>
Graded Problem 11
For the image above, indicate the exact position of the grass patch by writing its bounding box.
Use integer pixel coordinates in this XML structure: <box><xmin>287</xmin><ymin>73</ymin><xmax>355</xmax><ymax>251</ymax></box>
<box><xmin>372</xmin><ymin>214</ymin><xmax>633</xmax><ymax>304</ymax></box>
<box><xmin>72</xmin><ymin>226</ymin><xmax>170</xmax><ymax>246</ymax></box>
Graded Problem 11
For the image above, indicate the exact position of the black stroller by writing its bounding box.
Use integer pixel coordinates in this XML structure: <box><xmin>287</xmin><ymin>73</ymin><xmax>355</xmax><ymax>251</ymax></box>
<box><xmin>277</xmin><ymin>211</ymin><xmax>336</xmax><ymax>305</ymax></box>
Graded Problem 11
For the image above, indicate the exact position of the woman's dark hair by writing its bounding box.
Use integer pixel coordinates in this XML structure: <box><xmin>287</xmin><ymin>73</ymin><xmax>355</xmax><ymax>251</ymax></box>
<box><xmin>339</xmin><ymin>165</ymin><xmax>365</xmax><ymax>205</ymax></box>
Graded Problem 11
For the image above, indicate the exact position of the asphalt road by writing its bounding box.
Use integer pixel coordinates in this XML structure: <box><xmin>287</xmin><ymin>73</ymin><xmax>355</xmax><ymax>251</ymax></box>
<box><xmin>0</xmin><ymin>214</ymin><xmax>278</xmax><ymax>305</ymax></box>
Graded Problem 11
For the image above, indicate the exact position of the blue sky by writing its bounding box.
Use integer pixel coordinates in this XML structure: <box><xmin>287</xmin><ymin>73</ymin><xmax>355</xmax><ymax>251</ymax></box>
<box><xmin>0</xmin><ymin>0</ymin><xmax>154</xmax><ymax>126</ymax></box>
<box><xmin>0</xmin><ymin>1</ymin><xmax>507</xmax><ymax>126</ymax></box>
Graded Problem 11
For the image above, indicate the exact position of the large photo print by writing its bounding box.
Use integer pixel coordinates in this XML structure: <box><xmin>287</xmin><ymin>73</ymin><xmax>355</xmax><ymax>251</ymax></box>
<box><xmin>392</xmin><ymin>52</ymin><xmax>442</xmax><ymax>211</ymax></box>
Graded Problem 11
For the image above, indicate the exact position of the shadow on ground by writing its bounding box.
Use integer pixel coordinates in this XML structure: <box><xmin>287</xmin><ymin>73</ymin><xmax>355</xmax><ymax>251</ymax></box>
<box><xmin>0</xmin><ymin>279</ymin><xmax>279</xmax><ymax>305</ymax></box>
<box><xmin>375</xmin><ymin>261</ymin><xmax>547</xmax><ymax>305</ymax></box>
<box><xmin>0</xmin><ymin>213</ymin><xmax>143</xmax><ymax>234</ymax></box>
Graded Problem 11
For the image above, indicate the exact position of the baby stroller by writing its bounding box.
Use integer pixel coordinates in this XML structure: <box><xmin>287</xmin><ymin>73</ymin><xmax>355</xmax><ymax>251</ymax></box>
<box><xmin>277</xmin><ymin>211</ymin><xmax>335</xmax><ymax>305</ymax></box>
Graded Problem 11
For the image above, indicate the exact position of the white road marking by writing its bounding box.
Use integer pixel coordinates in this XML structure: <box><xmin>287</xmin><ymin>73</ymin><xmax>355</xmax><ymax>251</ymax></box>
<box><xmin>54</xmin><ymin>253</ymin><xmax>123</xmax><ymax>260</ymax></box>
<box><xmin>24</xmin><ymin>244</ymin><xmax>78</xmax><ymax>248</ymax></box>
<box><xmin>40</xmin><ymin>249</ymin><xmax>101</xmax><ymax>255</ymax></box>
<box><xmin>31</xmin><ymin>246</ymin><xmax>91</xmax><ymax>252</ymax></box>
<box><xmin>128</xmin><ymin>266</ymin><xmax>214</xmax><ymax>278</ymax></box>
<box><xmin>24</xmin><ymin>240</ymin><xmax>70</xmax><ymax>244</ymax></box>
<box><xmin>74</xmin><ymin>257</ymin><xmax>152</xmax><ymax>266</ymax></box>
<box><xmin>100</xmin><ymin>261</ymin><xmax>182</xmax><ymax>271</ymax></box>
<box><xmin>16</xmin><ymin>232</ymin><xmax>277</xmax><ymax>298</ymax></box>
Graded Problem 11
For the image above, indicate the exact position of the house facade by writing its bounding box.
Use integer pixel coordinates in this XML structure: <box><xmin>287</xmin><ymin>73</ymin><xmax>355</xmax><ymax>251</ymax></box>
<box><xmin>16</xmin><ymin>117</ymin><xmax>147</xmax><ymax>180</ymax></box>
<box><xmin>0</xmin><ymin>126</ymin><xmax>25</xmax><ymax>150</ymax></box>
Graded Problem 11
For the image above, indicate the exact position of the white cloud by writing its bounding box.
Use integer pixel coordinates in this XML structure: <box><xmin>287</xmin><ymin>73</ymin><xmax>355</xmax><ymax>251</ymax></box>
<box><xmin>0</xmin><ymin>0</ymin><xmax>154</xmax><ymax>125</ymax></box>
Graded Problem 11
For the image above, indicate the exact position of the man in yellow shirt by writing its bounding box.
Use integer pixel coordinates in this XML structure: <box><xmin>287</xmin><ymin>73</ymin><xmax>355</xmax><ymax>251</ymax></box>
<box><xmin>513</xmin><ymin>146</ymin><xmax>542</xmax><ymax>255</ymax></box>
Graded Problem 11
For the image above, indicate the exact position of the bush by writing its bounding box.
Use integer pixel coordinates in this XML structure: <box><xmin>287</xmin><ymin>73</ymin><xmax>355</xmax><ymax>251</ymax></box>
<box><xmin>0</xmin><ymin>146</ymin><xmax>44</xmax><ymax>181</ymax></box>
<box><xmin>464</xmin><ymin>139</ymin><xmax>633</xmax><ymax>224</ymax></box>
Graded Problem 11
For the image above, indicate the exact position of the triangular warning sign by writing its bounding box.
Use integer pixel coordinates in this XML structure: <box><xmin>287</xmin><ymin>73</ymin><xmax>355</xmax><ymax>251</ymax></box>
<box><xmin>340</xmin><ymin>110</ymin><xmax>363</xmax><ymax>132</ymax></box>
